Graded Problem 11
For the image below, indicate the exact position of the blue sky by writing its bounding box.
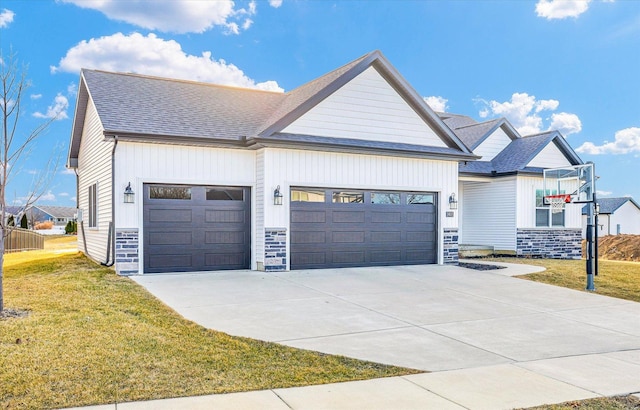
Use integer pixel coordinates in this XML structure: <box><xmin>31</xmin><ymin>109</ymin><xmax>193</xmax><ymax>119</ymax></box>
<box><xmin>1</xmin><ymin>0</ymin><xmax>638</xmax><ymax>207</ymax></box>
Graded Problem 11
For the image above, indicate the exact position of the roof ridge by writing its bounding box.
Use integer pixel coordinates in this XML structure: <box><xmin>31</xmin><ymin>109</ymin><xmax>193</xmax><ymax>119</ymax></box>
<box><xmin>82</xmin><ymin>68</ymin><xmax>285</xmax><ymax>95</ymax></box>
<box><xmin>454</xmin><ymin>118</ymin><xmax>501</xmax><ymax>130</ymax></box>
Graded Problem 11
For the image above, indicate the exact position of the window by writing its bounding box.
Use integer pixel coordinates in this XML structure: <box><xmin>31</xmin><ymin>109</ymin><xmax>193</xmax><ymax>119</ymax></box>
<box><xmin>149</xmin><ymin>185</ymin><xmax>191</xmax><ymax>200</ymax></box>
<box><xmin>407</xmin><ymin>193</ymin><xmax>435</xmax><ymax>205</ymax></box>
<box><xmin>291</xmin><ymin>188</ymin><xmax>325</xmax><ymax>202</ymax></box>
<box><xmin>332</xmin><ymin>191</ymin><xmax>364</xmax><ymax>204</ymax></box>
<box><xmin>535</xmin><ymin>189</ymin><xmax>565</xmax><ymax>227</ymax></box>
<box><xmin>371</xmin><ymin>192</ymin><xmax>400</xmax><ymax>204</ymax></box>
<box><xmin>88</xmin><ymin>183</ymin><xmax>97</xmax><ymax>228</ymax></box>
<box><xmin>206</xmin><ymin>187</ymin><xmax>243</xmax><ymax>201</ymax></box>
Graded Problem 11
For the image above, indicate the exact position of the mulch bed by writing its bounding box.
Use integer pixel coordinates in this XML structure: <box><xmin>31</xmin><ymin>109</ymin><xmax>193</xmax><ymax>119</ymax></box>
<box><xmin>0</xmin><ymin>308</ymin><xmax>30</xmax><ymax>320</ymax></box>
<box><xmin>459</xmin><ymin>262</ymin><xmax>506</xmax><ymax>271</ymax></box>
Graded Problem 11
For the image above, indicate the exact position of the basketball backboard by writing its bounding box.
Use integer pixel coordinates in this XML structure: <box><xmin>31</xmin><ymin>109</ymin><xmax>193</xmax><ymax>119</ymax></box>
<box><xmin>543</xmin><ymin>163</ymin><xmax>595</xmax><ymax>204</ymax></box>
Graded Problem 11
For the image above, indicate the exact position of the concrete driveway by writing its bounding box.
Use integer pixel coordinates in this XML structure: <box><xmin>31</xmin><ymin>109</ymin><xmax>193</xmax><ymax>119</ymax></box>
<box><xmin>131</xmin><ymin>261</ymin><xmax>640</xmax><ymax>405</ymax></box>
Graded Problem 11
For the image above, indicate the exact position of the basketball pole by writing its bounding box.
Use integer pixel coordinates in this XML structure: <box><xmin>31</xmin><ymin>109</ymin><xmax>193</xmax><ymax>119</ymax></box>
<box><xmin>585</xmin><ymin>162</ymin><xmax>596</xmax><ymax>291</ymax></box>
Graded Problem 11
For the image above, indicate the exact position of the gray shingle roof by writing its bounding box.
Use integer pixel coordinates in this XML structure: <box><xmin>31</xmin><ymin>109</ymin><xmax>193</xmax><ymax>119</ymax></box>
<box><xmin>69</xmin><ymin>51</ymin><xmax>476</xmax><ymax>166</ymax></box>
<box><xmin>452</xmin><ymin>119</ymin><xmax>502</xmax><ymax>150</ymax></box>
<box><xmin>459</xmin><ymin>131</ymin><xmax>582</xmax><ymax>176</ymax></box>
<box><xmin>34</xmin><ymin>206</ymin><xmax>77</xmax><ymax>219</ymax></box>
<box><xmin>582</xmin><ymin>197</ymin><xmax>640</xmax><ymax>215</ymax></box>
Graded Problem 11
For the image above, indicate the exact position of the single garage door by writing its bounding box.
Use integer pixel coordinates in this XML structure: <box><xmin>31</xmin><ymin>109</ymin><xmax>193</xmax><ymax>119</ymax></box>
<box><xmin>143</xmin><ymin>184</ymin><xmax>251</xmax><ymax>273</ymax></box>
<box><xmin>290</xmin><ymin>188</ymin><xmax>437</xmax><ymax>269</ymax></box>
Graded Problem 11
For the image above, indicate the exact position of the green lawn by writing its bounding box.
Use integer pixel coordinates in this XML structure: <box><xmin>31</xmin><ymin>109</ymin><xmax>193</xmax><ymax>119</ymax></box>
<box><xmin>0</xmin><ymin>252</ymin><xmax>418</xmax><ymax>409</ymax></box>
<box><xmin>521</xmin><ymin>395</ymin><xmax>640</xmax><ymax>410</ymax></box>
<box><xmin>486</xmin><ymin>257</ymin><xmax>640</xmax><ymax>303</ymax></box>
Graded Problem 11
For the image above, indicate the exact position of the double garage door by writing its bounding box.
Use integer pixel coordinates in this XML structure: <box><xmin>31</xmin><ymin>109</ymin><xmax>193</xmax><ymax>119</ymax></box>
<box><xmin>143</xmin><ymin>185</ymin><xmax>437</xmax><ymax>273</ymax></box>
<box><xmin>143</xmin><ymin>184</ymin><xmax>251</xmax><ymax>273</ymax></box>
<box><xmin>290</xmin><ymin>188</ymin><xmax>437</xmax><ymax>269</ymax></box>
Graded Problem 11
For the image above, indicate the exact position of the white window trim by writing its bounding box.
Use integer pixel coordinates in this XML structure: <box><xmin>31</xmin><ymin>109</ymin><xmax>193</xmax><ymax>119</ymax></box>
<box><xmin>535</xmin><ymin>189</ymin><xmax>565</xmax><ymax>228</ymax></box>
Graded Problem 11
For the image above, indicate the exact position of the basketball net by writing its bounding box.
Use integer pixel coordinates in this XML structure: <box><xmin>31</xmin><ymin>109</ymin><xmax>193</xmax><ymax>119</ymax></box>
<box><xmin>546</xmin><ymin>194</ymin><xmax>571</xmax><ymax>214</ymax></box>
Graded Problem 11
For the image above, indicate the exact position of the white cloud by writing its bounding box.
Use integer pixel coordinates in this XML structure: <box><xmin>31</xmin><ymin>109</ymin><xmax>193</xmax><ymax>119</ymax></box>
<box><xmin>269</xmin><ymin>0</ymin><xmax>283</xmax><ymax>7</ymax></box>
<box><xmin>596</xmin><ymin>190</ymin><xmax>612</xmax><ymax>196</ymax></box>
<box><xmin>30</xmin><ymin>93</ymin><xmax>42</xmax><ymax>100</ymax></box>
<box><xmin>59</xmin><ymin>192</ymin><xmax>69</xmax><ymax>197</ymax></box>
<box><xmin>423</xmin><ymin>96</ymin><xmax>448</xmax><ymax>112</ymax></box>
<box><xmin>476</xmin><ymin>92</ymin><xmax>581</xmax><ymax>136</ymax></box>
<box><xmin>32</xmin><ymin>93</ymin><xmax>69</xmax><ymax>120</ymax></box>
<box><xmin>576</xmin><ymin>127</ymin><xmax>640</xmax><ymax>155</ymax></box>
<box><xmin>549</xmin><ymin>112</ymin><xmax>582</xmax><ymax>136</ymax></box>
<box><xmin>60</xmin><ymin>0</ymin><xmax>256</xmax><ymax>34</ymax></box>
<box><xmin>70</xmin><ymin>196</ymin><xmax>77</xmax><ymax>202</ymax></box>
<box><xmin>27</xmin><ymin>169</ymin><xmax>38</xmax><ymax>175</ymax></box>
<box><xmin>67</xmin><ymin>82</ymin><xmax>77</xmax><ymax>96</ymax></box>
<box><xmin>62</xmin><ymin>168</ymin><xmax>76</xmax><ymax>175</ymax></box>
<box><xmin>52</xmin><ymin>33</ymin><xmax>283</xmax><ymax>92</ymax></box>
<box><xmin>40</xmin><ymin>191</ymin><xmax>56</xmax><ymax>202</ymax></box>
<box><xmin>0</xmin><ymin>8</ymin><xmax>14</xmax><ymax>28</ymax></box>
<box><xmin>535</xmin><ymin>0</ymin><xmax>591</xmax><ymax>20</ymax></box>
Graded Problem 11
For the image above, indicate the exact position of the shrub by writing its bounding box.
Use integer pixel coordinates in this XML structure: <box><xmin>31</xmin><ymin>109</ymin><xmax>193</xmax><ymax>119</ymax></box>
<box><xmin>34</xmin><ymin>221</ymin><xmax>54</xmax><ymax>230</ymax></box>
<box><xmin>7</xmin><ymin>215</ymin><xmax>15</xmax><ymax>226</ymax></box>
<box><xmin>65</xmin><ymin>221</ymin><xmax>77</xmax><ymax>234</ymax></box>
<box><xmin>20</xmin><ymin>214</ymin><xmax>28</xmax><ymax>229</ymax></box>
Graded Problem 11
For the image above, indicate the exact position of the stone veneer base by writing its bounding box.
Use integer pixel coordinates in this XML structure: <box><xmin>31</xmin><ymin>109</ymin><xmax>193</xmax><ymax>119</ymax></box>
<box><xmin>264</xmin><ymin>228</ymin><xmax>287</xmax><ymax>271</ymax></box>
<box><xmin>443</xmin><ymin>228</ymin><xmax>459</xmax><ymax>264</ymax></box>
<box><xmin>115</xmin><ymin>229</ymin><xmax>139</xmax><ymax>275</ymax></box>
<box><xmin>516</xmin><ymin>228</ymin><xmax>582</xmax><ymax>259</ymax></box>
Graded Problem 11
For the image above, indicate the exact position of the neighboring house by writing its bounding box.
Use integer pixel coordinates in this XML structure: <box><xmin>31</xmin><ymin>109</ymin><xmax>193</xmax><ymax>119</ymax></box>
<box><xmin>442</xmin><ymin>114</ymin><xmax>585</xmax><ymax>259</ymax></box>
<box><xmin>29</xmin><ymin>206</ymin><xmax>77</xmax><ymax>226</ymax></box>
<box><xmin>67</xmin><ymin>50</ymin><xmax>478</xmax><ymax>275</ymax></box>
<box><xmin>582</xmin><ymin>197</ymin><xmax>640</xmax><ymax>237</ymax></box>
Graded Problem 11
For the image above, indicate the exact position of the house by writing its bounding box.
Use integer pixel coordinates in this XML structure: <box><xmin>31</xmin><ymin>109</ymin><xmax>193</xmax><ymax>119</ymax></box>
<box><xmin>582</xmin><ymin>197</ymin><xmax>640</xmax><ymax>236</ymax></box>
<box><xmin>28</xmin><ymin>206</ymin><xmax>77</xmax><ymax>226</ymax></box>
<box><xmin>67</xmin><ymin>50</ymin><xmax>585</xmax><ymax>275</ymax></box>
<box><xmin>442</xmin><ymin>114</ymin><xmax>585</xmax><ymax>259</ymax></box>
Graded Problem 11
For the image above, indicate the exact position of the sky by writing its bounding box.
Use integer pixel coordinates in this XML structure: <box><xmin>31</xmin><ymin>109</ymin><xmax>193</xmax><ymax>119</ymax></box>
<box><xmin>1</xmin><ymin>0</ymin><xmax>639</xmax><ymax>208</ymax></box>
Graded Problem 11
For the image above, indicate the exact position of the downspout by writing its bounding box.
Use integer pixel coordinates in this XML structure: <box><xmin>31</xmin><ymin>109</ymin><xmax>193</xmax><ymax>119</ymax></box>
<box><xmin>101</xmin><ymin>136</ymin><xmax>118</xmax><ymax>267</ymax></box>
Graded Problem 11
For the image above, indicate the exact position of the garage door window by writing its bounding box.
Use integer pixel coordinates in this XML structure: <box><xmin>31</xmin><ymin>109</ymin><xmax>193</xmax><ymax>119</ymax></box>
<box><xmin>291</xmin><ymin>189</ymin><xmax>325</xmax><ymax>202</ymax></box>
<box><xmin>333</xmin><ymin>191</ymin><xmax>364</xmax><ymax>203</ymax></box>
<box><xmin>407</xmin><ymin>194</ymin><xmax>435</xmax><ymax>204</ymax></box>
<box><xmin>206</xmin><ymin>187</ymin><xmax>243</xmax><ymax>201</ymax></box>
<box><xmin>371</xmin><ymin>192</ymin><xmax>400</xmax><ymax>204</ymax></box>
<box><xmin>149</xmin><ymin>185</ymin><xmax>191</xmax><ymax>200</ymax></box>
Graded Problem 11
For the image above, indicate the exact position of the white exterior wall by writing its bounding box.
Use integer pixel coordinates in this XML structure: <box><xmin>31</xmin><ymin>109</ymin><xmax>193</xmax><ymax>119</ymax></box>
<box><xmin>517</xmin><ymin>176</ymin><xmax>581</xmax><ymax>229</ymax></box>
<box><xmin>261</xmin><ymin>147</ymin><xmax>459</xmax><ymax>267</ymax></box>
<box><xmin>460</xmin><ymin>178</ymin><xmax>517</xmax><ymax>251</ymax></box>
<box><xmin>473</xmin><ymin>127</ymin><xmax>512</xmax><ymax>161</ymax></box>
<box><xmin>114</xmin><ymin>142</ymin><xmax>256</xmax><ymax>271</ymax></box>
<box><xmin>528</xmin><ymin>143</ymin><xmax>573</xmax><ymax>168</ymax></box>
<box><xmin>282</xmin><ymin>67</ymin><xmax>446</xmax><ymax>148</ymax></box>
<box><xmin>77</xmin><ymin>98</ymin><xmax>112</xmax><ymax>263</ymax></box>
<box><xmin>610</xmin><ymin>201</ymin><xmax>640</xmax><ymax>235</ymax></box>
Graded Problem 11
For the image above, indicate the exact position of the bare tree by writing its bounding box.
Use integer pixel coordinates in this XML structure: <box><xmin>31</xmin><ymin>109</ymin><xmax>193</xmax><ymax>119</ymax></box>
<box><xmin>1</xmin><ymin>51</ymin><xmax>60</xmax><ymax>313</ymax></box>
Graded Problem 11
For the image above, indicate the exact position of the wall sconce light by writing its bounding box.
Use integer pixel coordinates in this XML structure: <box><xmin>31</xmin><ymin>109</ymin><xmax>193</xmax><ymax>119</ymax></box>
<box><xmin>448</xmin><ymin>192</ymin><xmax>458</xmax><ymax>210</ymax></box>
<box><xmin>273</xmin><ymin>185</ymin><xmax>283</xmax><ymax>205</ymax></box>
<box><xmin>124</xmin><ymin>182</ymin><xmax>135</xmax><ymax>203</ymax></box>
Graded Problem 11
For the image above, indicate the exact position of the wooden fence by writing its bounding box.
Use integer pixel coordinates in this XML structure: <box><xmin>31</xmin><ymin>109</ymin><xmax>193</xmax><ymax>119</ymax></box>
<box><xmin>4</xmin><ymin>228</ymin><xmax>45</xmax><ymax>253</ymax></box>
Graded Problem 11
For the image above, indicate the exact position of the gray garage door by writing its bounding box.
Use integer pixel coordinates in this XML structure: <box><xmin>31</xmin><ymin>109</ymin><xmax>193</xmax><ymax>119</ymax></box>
<box><xmin>290</xmin><ymin>188</ymin><xmax>437</xmax><ymax>269</ymax></box>
<box><xmin>143</xmin><ymin>184</ymin><xmax>251</xmax><ymax>273</ymax></box>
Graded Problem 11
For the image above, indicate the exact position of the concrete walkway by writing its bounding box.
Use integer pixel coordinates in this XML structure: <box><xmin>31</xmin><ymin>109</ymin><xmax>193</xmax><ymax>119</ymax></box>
<box><xmin>77</xmin><ymin>262</ymin><xmax>640</xmax><ymax>409</ymax></box>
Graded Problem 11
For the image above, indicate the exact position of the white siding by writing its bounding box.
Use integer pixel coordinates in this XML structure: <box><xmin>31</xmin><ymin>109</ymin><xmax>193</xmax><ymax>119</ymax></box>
<box><xmin>516</xmin><ymin>176</ymin><xmax>581</xmax><ymax>229</ymax></box>
<box><xmin>77</xmin><ymin>98</ymin><xmax>112</xmax><ymax>263</ymax></box>
<box><xmin>473</xmin><ymin>127</ymin><xmax>512</xmax><ymax>161</ymax></box>
<box><xmin>255</xmin><ymin>150</ymin><xmax>265</xmax><ymax>264</ymax></box>
<box><xmin>282</xmin><ymin>67</ymin><xmax>446</xmax><ymax>148</ymax></box>
<box><xmin>610</xmin><ymin>201</ymin><xmax>640</xmax><ymax>234</ymax></box>
<box><xmin>528</xmin><ymin>142</ymin><xmax>572</xmax><ymax>168</ymax></box>
<box><xmin>461</xmin><ymin>178</ymin><xmax>517</xmax><ymax>251</ymax></box>
<box><xmin>262</xmin><ymin>147</ymin><xmax>459</xmax><ymax>267</ymax></box>
<box><xmin>114</xmin><ymin>142</ymin><xmax>256</xmax><ymax>270</ymax></box>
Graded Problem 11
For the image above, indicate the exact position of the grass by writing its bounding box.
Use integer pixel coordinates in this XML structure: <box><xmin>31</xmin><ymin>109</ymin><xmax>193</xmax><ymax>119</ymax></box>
<box><xmin>522</xmin><ymin>395</ymin><xmax>640</xmax><ymax>409</ymax></box>
<box><xmin>1</xmin><ymin>245</ymin><xmax>419</xmax><ymax>409</ymax></box>
<box><xmin>486</xmin><ymin>257</ymin><xmax>640</xmax><ymax>303</ymax></box>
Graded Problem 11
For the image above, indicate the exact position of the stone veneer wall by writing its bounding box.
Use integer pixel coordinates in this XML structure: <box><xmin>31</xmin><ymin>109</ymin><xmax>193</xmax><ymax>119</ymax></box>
<box><xmin>115</xmin><ymin>229</ymin><xmax>139</xmax><ymax>275</ymax></box>
<box><xmin>264</xmin><ymin>228</ymin><xmax>287</xmax><ymax>271</ymax></box>
<box><xmin>443</xmin><ymin>228</ymin><xmax>459</xmax><ymax>264</ymax></box>
<box><xmin>516</xmin><ymin>228</ymin><xmax>582</xmax><ymax>259</ymax></box>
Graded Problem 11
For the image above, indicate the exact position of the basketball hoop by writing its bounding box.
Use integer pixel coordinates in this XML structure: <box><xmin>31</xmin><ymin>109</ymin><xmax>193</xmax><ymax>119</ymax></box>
<box><xmin>545</xmin><ymin>194</ymin><xmax>572</xmax><ymax>214</ymax></box>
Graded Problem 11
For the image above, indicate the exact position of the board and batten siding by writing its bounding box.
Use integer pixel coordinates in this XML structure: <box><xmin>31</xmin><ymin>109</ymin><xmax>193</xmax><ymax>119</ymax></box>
<box><xmin>516</xmin><ymin>176</ymin><xmax>581</xmax><ymax>229</ymax></box>
<box><xmin>255</xmin><ymin>150</ymin><xmax>265</xmax><ymax>264</ymax></box>
<box><xmin>77</xmin><ymin>98</ymin><xmax>112</xmax><ymax>263</ymax></box>
<box><xmin>528</xmin><ymin>142</ymin><xmax>572</xmax><ymax>168</ymax></box>
<box><xmin>261</xmin><ymin>147</ymin><xmax>459</xmax><ymax>266</ymax></box>
<box><xmin>114</xmin><ymin>142</ymin><xmax>257</xmax><ymax>269</ymax></box>
<box><xmin>282</xmin><ymin>66</ymin><xmax>447</xmax><ymax>148</ymax></box>
<box><xmin>460</xmin><ymin>178</ymin><xmax>517</xmax><ymax>251</ymax></box>
<box><xmin>473</xmin><ymin>127</ymin><xmax>512</xmax><ymax>161</ymax></box>
<box><xmin>609</xmin><ymin>201</ymin><xmax>640</xmax><ymax>234</ymax></box>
